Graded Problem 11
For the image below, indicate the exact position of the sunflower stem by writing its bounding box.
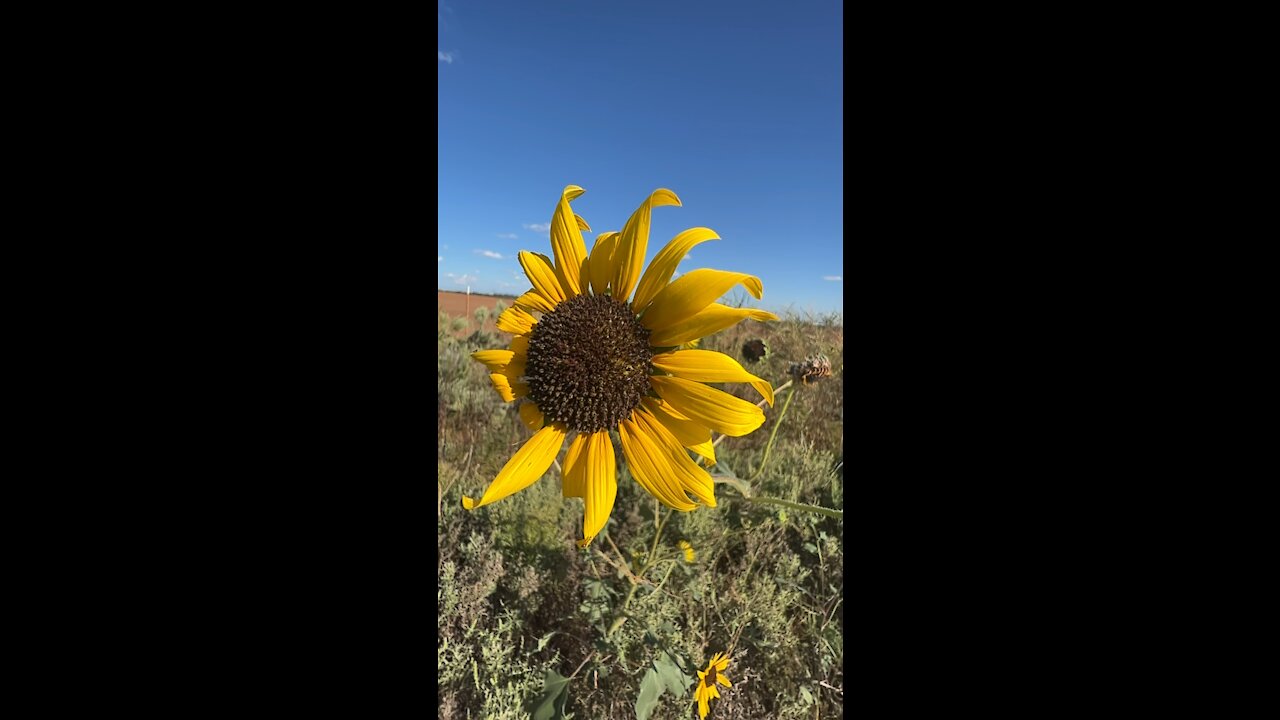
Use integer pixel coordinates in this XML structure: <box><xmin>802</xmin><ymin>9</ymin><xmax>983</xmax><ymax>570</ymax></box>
<box><xmin>651</xmin><ymin>560</ymin><xmax>677</xmax><ymax>596</ymax></box>
<box><xmin>747</xmin><ymin>382</ymin><xmax>798</xmax><ymax>482</ymax></box>
<box><xmin>646</xmin><ymin>506</ymin><xmax>673</xmax><ymax>573</ymax></box>
<box><xmin>724</xmin><ymin>493</ymin><xmax>843</xmax><ymax>519</ymax></box>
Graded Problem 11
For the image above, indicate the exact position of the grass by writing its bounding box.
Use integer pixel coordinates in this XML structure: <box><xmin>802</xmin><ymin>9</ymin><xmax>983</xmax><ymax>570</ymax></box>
<box><xmin>438</xmin><ymin>304</ymin><xmax>843</xmax><ymax>719</ymax></box>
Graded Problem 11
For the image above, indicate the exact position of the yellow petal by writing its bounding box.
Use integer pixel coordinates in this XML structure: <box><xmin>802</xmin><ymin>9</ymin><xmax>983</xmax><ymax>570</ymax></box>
<box><xmin>717</xmin><ymin>673</ymin><xmax>731</xmax><ymax>688</ymax></box>
<box><xmin>471</xmin><ymin>349</ymin><xmax>514</xmax><ymax>373</ymax></box>
<box><xmin>587</xmin><ymin>231</ymin><xmax>618</xmax><ymax>296</ymax></box>
<box><xmin>519</xmin><ymin>402</ymin><xmax>545</xmax><ymax>431</ymax></box>
<box><xmin>648</xmin><ymin>303</ymin><xmax>778</xmax><ymax>348</ymax></box>
<box><xmin>549</xmin><ymin>185</ymin><xmax>588</xmax><ymax>297</ymax></box>
<box><xmin>519</xmin><ymin>251</ymin><xmax>566</xmax><ymax>304</ymax></box>
<box><xmin>631</xmin><ymin>227</ymin><xmax>720</xmax><ymax>312</ymax></box>
<box><xmin>497</xmin><ymin>306</ymin><xmax>536</xmax><ymax>335</ymax></box>
<box><xmin>461</xmin><ymin>424</ymin><xmax>567</xmax><ymax>510</ymax></box>
<box><xmin>687</xmin><ymin>439</ymin><xmax>715</xmax><ymax>465</ymax></box>
<box><xmin>640</xmin><ymin>397</ymin><xmax>712</xmax><ymax>451</ymax></box>
<box><xmin>714</xmin><ymin>654</ymin><xmax>729</xmax><ymax>670</ymax></box>
<box><xmin>633</xmin><ymin>410</ymin><xmax>715</xmax><ymax>507</ymax></box>
<box><xmin>561</xmin><ymin>433</ymin><xmax>588</xmax><ymax>498</ymax></box>
<box><xmin>514</xmin><ymin>289</ymin><xmax>557</xmax><ymax>315</ymax></box>
<box><xmin>612</xmin><ymin>189</ymin><xmax>681</xmax><ymax>302</ymax></box>
<box><xmin>698</xmin><ymin>692</ymin><xmax>709</xmax><ymax>720</ymax></box>
<box><xmin>618</xmin><ymin>414</ymin><xmax>698</xmax><ymax>510</ymax></box>
<box><xmin>489</xmin><ymin>372</ymin><xmax>528</xmax><ymax>402</ymax></box>
<box><xmin>509</xmin><ymin>335</ymin><xmax>530</xmax><ymax>355</ymax></box>
<box><xmin>642</xmin><ymin>400</ymin><xmax>715</xmax><ymax>464</ymax></box>
<box><xmin>652</xmin><ymin>349</ymin><xmax>774</xmax><ymax>407</ymax></box>
<box><xmin>641</xmin><ymin>269</ymin><xmax>763</xmax><ymax>331</ymax></box>
<box><xmin>650</xmin><ymin>375</ymin><xmax>765</xmax><ymax>437</ymax></box>
<box><xmin>580</xmin><ymin>431</ymin><xmax>617</xmax><ymax>544</ymax></box>
<box><xmin>501</xmin><ymin>353</ymin><xmax>527</xmax><ymax>381</ymax></box>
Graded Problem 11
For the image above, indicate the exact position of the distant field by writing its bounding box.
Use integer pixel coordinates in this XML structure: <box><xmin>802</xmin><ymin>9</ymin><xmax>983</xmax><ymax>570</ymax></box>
<box><xmin>438</xmin><ymin>290</ymin><xmax>518</xmax><ymax>317</ymax></box>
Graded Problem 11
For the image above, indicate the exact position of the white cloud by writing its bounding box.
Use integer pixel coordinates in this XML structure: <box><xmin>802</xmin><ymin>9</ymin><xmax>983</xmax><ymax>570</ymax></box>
<box><xmin>475</xmin><ymin>249</ymin><xmax>504</xmax><ymax>259</ymax></box>
<box><xmin>454</xmin><ymin>273</ymin><xmax>478</xmax><ymax>285</ymax></box>
<box><xmin>681</xmin><ymin>254</ymin><xmax>692</xmax><ymax>263</ymax></box>
<box><xmin>823</xmin><ymin>275</ymin><xmax>842</xmax><ymax>282</ymax></box>
<box><xmin>438</xmin><ymin>50</ymin><xmax>454</xmax><ymax>64</ymax></box>
<box><xmin>496</xmin><ymin>233</ymin><xmax>518</xmax><ymax>240</ymax></box>
<box><xmin>438</xmin><ymin>256</ymin><xmax>444</xmax><ymax>263</ymax></box>
<box><xmin>523</xmin><ymin>222</ymin><xmax>551</xmax><ymax>234</ymax></box>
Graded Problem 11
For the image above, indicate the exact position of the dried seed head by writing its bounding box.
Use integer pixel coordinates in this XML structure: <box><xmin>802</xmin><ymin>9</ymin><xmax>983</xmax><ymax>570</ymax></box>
<box><xmin>525</xmin><ymin>293</ymin><xmax>653</xmax><ymax>433</ymax></box>
<box><xmin>741</xmin><ymin>339</ymin><xmax>768</xmax><ymax>363</ymax></box>
<box><xmin>787</xmin><ymin>353</ymin><xmax>832</xmax><ymax>384</ymax></box>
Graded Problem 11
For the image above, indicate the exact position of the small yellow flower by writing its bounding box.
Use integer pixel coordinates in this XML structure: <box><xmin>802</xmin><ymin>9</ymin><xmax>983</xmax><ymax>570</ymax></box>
<box><xmin>679</xmin><ymin>540</ymin><xmax>696</xmax><ymax>563</ymax></box>
<box><xmin>695</xmin><ymin>652</ymin><xmax>731</xmax><ymax>719</ymax></box>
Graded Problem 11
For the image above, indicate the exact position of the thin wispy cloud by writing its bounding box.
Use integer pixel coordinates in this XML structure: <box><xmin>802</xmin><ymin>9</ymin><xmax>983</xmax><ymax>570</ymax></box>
<box><xmin>475</xmin><ymin>249</ymin><xmax>504</xmax><ymax>259</ymax></box>
<box><xmin>438</xmin><ymin>50</ymin><xmax>454</xmax><ymax>64</ymax></box>
<box><xmin>822</xmin><ymin>275</ymin><xmax>842</xmax><ymax>282</ymax></box>
<box><xmin>496</xmin><ymin>233</ymin><xmax>518</xmax><ymax>240</ymax></box>
<box><xmin>453</xmin><ymin>274</ymin><xmax>478</xmax><ymax>285</ymax></box>
<box><xmin>681</xmin><ymin>254</ymin><xmax>692</xmax><ymax>262</ymax></box>
<box><xmin>438</xmin><ymin>256</ymin><xmax>444</xmax><ymax>263</ymax></box>
<box><xmin>523</xmin><ymin>222</ymin><xmax>551</xmax><ymax>234</ymax></box>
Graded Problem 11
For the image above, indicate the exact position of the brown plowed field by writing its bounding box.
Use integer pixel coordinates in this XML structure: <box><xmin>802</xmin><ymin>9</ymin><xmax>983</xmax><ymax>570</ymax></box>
<box><xmin>438</xmin><ymin>290</ymin><xmax>518</xmax><ymax>317</ymax></box>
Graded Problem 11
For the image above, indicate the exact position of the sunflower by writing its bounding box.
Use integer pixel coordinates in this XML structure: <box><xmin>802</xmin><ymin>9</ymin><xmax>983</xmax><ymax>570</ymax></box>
<box><xmin>695</xmin><ymin>652</ymin><xmax>732</xmax><ymax>719</ymax></box>
<box><xmin>464</xmin><ymin>185</ymin><xmax>778</xmax><ymax>546</ymax></box>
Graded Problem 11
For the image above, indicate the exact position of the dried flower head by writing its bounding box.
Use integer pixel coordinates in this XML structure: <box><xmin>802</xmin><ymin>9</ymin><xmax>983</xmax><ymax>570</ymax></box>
<box><xmin>787</xmin><ymin>353</ymin><xmax>832</xmax><ymax>384</ymax></box>
<box><xmin>741</xmin><ymin>339</ymin><xmax>768</xmax><ymax>363</ymax></box>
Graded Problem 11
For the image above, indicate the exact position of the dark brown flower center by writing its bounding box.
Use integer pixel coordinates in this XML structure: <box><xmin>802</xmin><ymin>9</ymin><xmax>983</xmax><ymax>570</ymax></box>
<box><xmin>525</xmin><ymin>293</ymin><xmax>653</xmax><ymax>433</ymax></box>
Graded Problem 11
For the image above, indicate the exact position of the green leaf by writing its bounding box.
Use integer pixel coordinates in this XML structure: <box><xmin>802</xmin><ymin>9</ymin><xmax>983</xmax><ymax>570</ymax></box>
<box><xmin>635</xmin><ymin>667</ymin><xmax>663</xmax><ymax>720</ymax></box>
<box><xmin>536</xmin><ymin>632</ymin><xmax>560</xmax><ymax>653</ymax></box>
<box><xmin>712</xmin><ymin>473</ymin><xmax>754</xmax><ymax>498</ymax></box>
<box><xmin>531</xmin><ymin>670</ymin><xmax>571</xmax><ymax>720</ymax></box>
<box><xmin>654</xmin><ymin>651</ymin><xmax>692</xmax><ymax>697</ymax></box>
<box><xmin>799</xmin><ymin>686</ymin><xmax>814</xmax><ymax>706</ymax></box>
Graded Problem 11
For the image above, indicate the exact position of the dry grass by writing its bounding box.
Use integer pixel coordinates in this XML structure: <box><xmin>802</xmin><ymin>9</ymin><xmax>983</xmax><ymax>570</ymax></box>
<box><xmin>437</xmin><ymin>305</ymin><xmax>843</xmax><ymax>719</ymax></box>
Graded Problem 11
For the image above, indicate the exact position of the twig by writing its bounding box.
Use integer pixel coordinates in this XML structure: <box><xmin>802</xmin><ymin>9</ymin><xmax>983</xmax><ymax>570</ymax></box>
<box><xmin>820</xmin><ymin>597</ymin><xmax>843</xmax><ymax>633</ymax></box>
<box><xmin>818</xmin><ymin>680</ymin><xmax>843</xmax><ymax>695</ymax></box>
<box><xmin>567</xmin><ymin>651</ymin><xmax>597</xmax><ymax>680</ymax></box>
<box><xmin>594</xmin><ymin>547</ymin><xmax>639</xmax><ymax>585</ymax></box>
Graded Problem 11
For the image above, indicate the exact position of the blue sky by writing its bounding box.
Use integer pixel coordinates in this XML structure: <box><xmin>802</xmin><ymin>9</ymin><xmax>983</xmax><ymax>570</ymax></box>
<box><xmin>438</xmin><ymin>0</ymin><xmax>843</xmax><ymax>317</ymax></box>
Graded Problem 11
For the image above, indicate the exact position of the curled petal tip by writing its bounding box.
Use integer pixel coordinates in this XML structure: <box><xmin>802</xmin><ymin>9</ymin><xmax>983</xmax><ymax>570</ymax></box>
<box><xmin>651</xmin><ymin>188</ymin><xmax>681</xmax><ymax>207</ymax></box>
<box><xmin>563</xmin><ymin>185</ymin><xmax>585</xmax><ymax>200</ymax></box>
<box><xmin>462</xmin><ymin>496</ymin><xmax>476</xmax><ymax>510</ymax></box>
